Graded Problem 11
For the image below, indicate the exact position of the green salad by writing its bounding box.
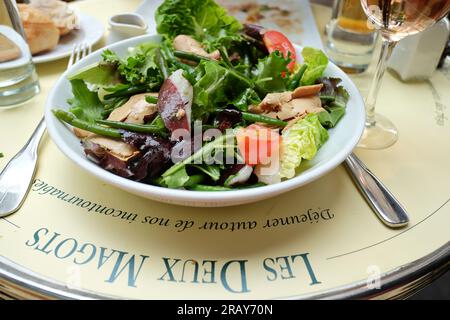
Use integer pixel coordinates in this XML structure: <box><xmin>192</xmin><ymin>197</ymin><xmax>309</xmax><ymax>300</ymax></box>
<box><xmin>53</xmin><ymin>0</ymin><xmax>350</xmax><ymax>191</ymax></box>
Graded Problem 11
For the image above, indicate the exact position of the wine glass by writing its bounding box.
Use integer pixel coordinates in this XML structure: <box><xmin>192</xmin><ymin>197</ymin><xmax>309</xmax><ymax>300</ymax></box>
<box><xmin>358</xmin><ymin>0</ymin><xmax>450</xmax><ymax>149</ymax></box>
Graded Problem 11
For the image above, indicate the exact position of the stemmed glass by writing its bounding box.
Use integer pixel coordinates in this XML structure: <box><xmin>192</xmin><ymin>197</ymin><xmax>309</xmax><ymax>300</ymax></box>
<box><xmin>358</xmin><ymin>0</ymin><xmax>450</xmax><ymax>149</ymax></box>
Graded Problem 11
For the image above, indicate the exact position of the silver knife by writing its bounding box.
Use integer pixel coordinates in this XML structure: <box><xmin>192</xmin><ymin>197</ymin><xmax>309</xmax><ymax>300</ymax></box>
<box><xmin>344</xmin><ymin>152</ymin><xmax>409</xmax><ymax>228</ymax></box>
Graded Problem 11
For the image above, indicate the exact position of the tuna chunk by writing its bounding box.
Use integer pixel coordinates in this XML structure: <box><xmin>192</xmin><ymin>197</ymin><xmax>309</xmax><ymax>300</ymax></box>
<box><xmin>82</xmin><ymin>135</ymin><xmax>139</xmax><ymax>178</ymax></box>
<box><xmin>248</xmin><ymin>84</ymin><xmax>326</xmax><ymax>121</ymax></box>
<box><xmin>292</xmin><ymin>84</ymin><xmax>323</xmax><ymax>98</ymax></box>
<box><xmin>173</xmin><ymin>35</ymin><xmax>220</xmax><ymax>60</ymax></box>
<box><xmin>264</xmin><ymin>96</ymin><xmax>324</xmax><ymax>121</ymax></box>
<box><xmin>108</xmin><ymin>93</ymin><xmax>158</xmax><ymax>124</ymax></box>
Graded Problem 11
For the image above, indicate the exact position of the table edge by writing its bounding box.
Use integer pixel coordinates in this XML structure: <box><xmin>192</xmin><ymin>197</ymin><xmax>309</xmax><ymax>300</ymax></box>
<box><xmin>0</xmin><ymin>241</ymin><xmax>448</xmax><ymax>300</ymax></box>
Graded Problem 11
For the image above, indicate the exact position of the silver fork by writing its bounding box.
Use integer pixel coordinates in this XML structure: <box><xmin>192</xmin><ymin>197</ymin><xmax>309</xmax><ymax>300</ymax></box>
<box><xmin>0</xmin><ymin>43</ymin><xmax>92</xmax><ymax>217</ymax></box>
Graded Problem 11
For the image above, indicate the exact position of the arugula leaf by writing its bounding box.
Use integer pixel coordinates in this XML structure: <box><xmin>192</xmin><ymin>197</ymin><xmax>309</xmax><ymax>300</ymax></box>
<box><xmin>253</xmin><ymin>51</ymin><xmax>290</xmax><ymax>94</ymax></box>
<box><xmin>155</xmin><ymin>0</ymin><xmax>242</xmax><ymax>50</ymax></box>
<box><xmin>300</xmin><ymin>47</ymin><xmax>328</xmax><ymax>85</ymax></box>
<box><xmin>193</xmin><ymin>61</ymin><xmax>250</xmax><ymax>119</ymax></box>
<box><xmin>231</xmin><ymin>88</ymin><xmax>261</xmax><ymax>111</ymax></box>
<box><xmin>67</xmin><ymin>79</ymin><xmax>104</xmax><ymax>123</ymax></box>
<box><xmin>192</xmin><ymin>164</ymin><xmax>221</xmax><ymax>181</ymax></box>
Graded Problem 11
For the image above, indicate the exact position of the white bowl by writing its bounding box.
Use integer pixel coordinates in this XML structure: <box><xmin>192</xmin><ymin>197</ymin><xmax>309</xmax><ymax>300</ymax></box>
<box><xmin>45</xmin><ymin>34</ymin><xmax>365</xmax><ymax>207</ymax></box>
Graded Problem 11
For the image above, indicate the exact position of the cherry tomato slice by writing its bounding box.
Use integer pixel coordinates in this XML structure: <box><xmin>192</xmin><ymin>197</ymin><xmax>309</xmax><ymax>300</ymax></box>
<box><xmin>236</xmin><ymin>124</ymin><xmax>281</xmax><ymax>166</ymax></box>
<box><xmin>263</xmin><ymin>30</ymin><xmax>296</xmax><ymax>72</ymax></box>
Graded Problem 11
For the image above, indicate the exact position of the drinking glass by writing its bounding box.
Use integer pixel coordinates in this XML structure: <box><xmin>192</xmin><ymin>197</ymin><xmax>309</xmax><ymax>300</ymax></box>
<box><xmin>359</xmin><ymin>0</ymin><xmax>450</xmax><ymax>149</ymax></box>
<box><xmin>325</xmin><ymin>0</ymin><xmax>378</xmax><ymax>73</ymax></box>
<box><xmin>0</xmin><ymin>0</ymin><xmax>40</xmax><ymax>108</ymax></box>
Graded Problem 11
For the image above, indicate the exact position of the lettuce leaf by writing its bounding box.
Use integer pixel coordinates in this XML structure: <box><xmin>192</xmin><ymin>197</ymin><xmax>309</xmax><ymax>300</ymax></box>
<box><xmin>193</xmin><ymin>60</ymin><xmax>249</xmax><ymax>119</ymax></box>
<box><xmin>317</xmin><ymin>77</ymin><xmax>349</xmax><ymax>128</ymax></box>
<box><xmin>300</xmin><ymin>47</ymin><xmax>328</xmax><ymax>85</ymax></box>
<box><xmin>101</xmin><ymin>42</ymin><xmax>162</xmax><ymax>87</ymax></box>
<box><xmin>231</xmin><ymin>88</ymin><xmax>261</xmax><ymax>111</ymax></box>
<box><xmin>68</xmin><ymin>62</ymin><xmax>119</xmax><ymax>86</ymax></box>
<box><xmin>160</xmin><ymin>163</ymin><xmax>222</xmax><ymax>189</ymax></box>
<box><xmin>280</xmin><ymin>114</ymin><xmax>329</xmax><ymax>179</ymax></box>
<box><xmin>253</xmin><ymin>51</ymin><xmax>290</xmax><ymax>94</ymax></box>
<box><xmin>67</xmin><ymin>79</ymin><xmax>104</xmax><ymax>123</ymax></box>
<box><xmin>318</xmin><ymin>107</ymin><xmax>345</xmax><ymax>128</ymax></box>
<box><xmin>161</xmin><ymin>166</ymin><xmax>191</xmax><ymax>188</ymax></box>
<box><xmin>319</xmin><ymin>77</ymin><xmax>349</xmax><ymax>106</ymax></box>
<box><xmin>155</xmin><ymin>0</ymin><xmax>242</xmax><ymax>50</ymax></box>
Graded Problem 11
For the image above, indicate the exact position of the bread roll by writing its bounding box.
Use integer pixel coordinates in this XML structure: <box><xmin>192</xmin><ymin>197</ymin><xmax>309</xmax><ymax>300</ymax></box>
<box><xmin>0</xmin><ymin>33</ymin><xmax>21</xmax><ymax>62</ymax></box>
<box><xmin>18</xmin><ymin>4</ymin><xmax>60</xmax><ymax>55</ymax></box>
<box><xmin>29</xmin><ymin>0</ymin><xmax>79</xmax><ymax>36</ymax></box>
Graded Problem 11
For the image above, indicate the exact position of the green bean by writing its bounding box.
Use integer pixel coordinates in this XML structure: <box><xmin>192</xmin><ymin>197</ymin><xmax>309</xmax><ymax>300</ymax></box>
<box><xmin>161</xmin><ymin>46</ymin><xmax>196</xmax><ymax>82</ymax></box>
<box><xmin>161</xmin><ymin>43</ymin><xmax>195</xmax><ymax>79</ymax></box>
<box><xmin>187</xmin><ymin>185</ymin><xmax>233</xmax><ymax>191</ymax></box>
<box><xmin>160</xmin><ymin>42</ymin><xmax>174</xmax><ymax>63</ymax></box>
<box><xmin>101</xmin><ymin>97</ymin><xmax>129</xmax><ymax>117</ymax></box>
<box><xmin>174</xmin><ymin>50</ymin><xmax>212</xmax><ymax>63</ymax></box>
<box><xmin>155</xmin><ymin>48</ymin><xmax>169</xmax><ymax>80</ymax></box>
<box><xmin>145</xmin><ymin>96</ymin><xmax>158</xmax><ymax>104</ymax></box>
<box><xmin>104</xmin><ymin>85</ymin><xmax>148</xmax><ymax>100</ymax></box>
<box><xmin>52</xmin><ymin>109</ymin><xmax>121</xmax><ymax>138</ymax></box>
<box><xmin>242</xmin><ymin>112</ymin><xmax>287</xmax><ymax>127</ymax></box>
<box><xmin>287</xmin><ymin>64</ymin><xmax>308</xmax><ymax>90</ymax></box>
<box><xmin>95</xmin><ymin>119</ymin><xmax>167</xmax><ymax>136</ymax></box>
<box><xmin>161</xmin><ymin>43</ymin><xmax>192</xmax><ymax>71</ymax></box>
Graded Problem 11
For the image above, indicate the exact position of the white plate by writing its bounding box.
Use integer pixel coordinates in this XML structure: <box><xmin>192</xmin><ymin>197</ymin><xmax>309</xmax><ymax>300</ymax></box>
<box><xmin>32</xmin><ymin>13</ymin><xmax>104</xmax><ymax>64</ymax></box>
<box><xmin>44</xmin><ymin>34</ymin><xmax>365</xmax><ymax>207</ymax></box>
<box><xmin>135</xmin><ymin>0</ymin><xmax>323</xmax><ymax>49</ymax></box>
